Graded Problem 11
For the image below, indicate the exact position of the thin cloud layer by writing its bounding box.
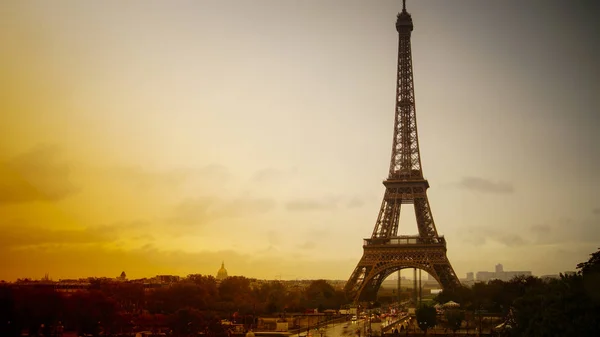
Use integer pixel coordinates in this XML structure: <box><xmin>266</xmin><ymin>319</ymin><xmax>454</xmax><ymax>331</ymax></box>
<box><xmin>459</xmin><ymin>226</ymin><xmax>528</xmax><ymax>247</ymax></box>
<box><xmin>0</xmin><ymin>243</ymin><xmax>357</xmax><ymax>281</ymax></box>
<box><xmin>168</xmin><ymin>196</ymin><xmax>276</xmax><ymax>226</ymax></box>
<box><xmin>297</xmin><ymin>241</ymin><xmax>316</xmax><ymax>250</ymax></box>
<box><xmin>252</xmin><ymin>168</ymin><xmax>285</xmax><ymax>183</ymax></box>
<box><xmin>457</xmin><ymin>177</ymin><xmax>515</xmax><ymax>194</ymax></box>
<box><xmin>0</xmin><ymin>222</ymin><xmax>115</xmax><ymax>248</ymax></box>
<box><xmin>101</xmin><ymin>163</ymin><xmax>231</xmax><ymax>191</ymax></box>
<box><xmin>286</xmin><ymin>199</ymin><xmax>337</xmax><ymax>211</ymax></box>
<box><xmin>0</xmin><ymin>145</ymin><xmax>79</xmax><ymax>205</ymax></box>
<box><xmin>285</xmin><ymin>196</ymin><xmax>365</xmax><ymax>211</ymax></box>
<box><xmin>461</xmin><ymin>218</ymin><xmax>600</xmax><ymax>250</ymax></box>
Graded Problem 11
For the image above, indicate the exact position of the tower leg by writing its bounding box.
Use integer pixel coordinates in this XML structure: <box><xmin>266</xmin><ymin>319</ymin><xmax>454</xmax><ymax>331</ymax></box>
<box><xmin>397</xmin><ymin>270</ymin><xmax>401</xmax><ymax>305</ymax></box>
<box><xmin>413</xmin><ymin>268</ymin><xmax>418</xmax><ymax>305</ymax></box>
<box><xmin>418</xmin><ymin>269</ymin><xmax>422</xmax><ymax>306</ymax></box>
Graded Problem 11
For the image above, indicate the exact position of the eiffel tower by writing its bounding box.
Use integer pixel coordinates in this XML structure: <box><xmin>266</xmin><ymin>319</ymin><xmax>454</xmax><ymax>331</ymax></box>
<box><xmin>344</xmin><ymin>1</ymin><xmax>460</xmax><ymax>302</ymax></box>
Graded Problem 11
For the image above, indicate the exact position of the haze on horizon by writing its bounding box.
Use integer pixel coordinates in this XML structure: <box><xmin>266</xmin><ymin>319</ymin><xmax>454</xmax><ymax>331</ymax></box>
<box><xmin>1</xmin><ymin>0</ymin><xmax>599</xmax><ymax>282</ymax></box>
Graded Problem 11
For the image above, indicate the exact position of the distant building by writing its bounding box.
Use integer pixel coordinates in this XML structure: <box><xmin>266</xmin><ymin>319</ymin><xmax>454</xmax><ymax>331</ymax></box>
<box><xmin>475</xmin><ymin>271</ymin><xmax>494</xmax><ymax>282</ymax></box>
<box><xmin>540</xmin><ymin>274</ymin><xmax>560</xmax><ymax>282</ymax></box>
<box><xmin>216</xmin><ymin>261</ymin><xmax>229</xmax><ymax>281</ymax></box>
<box><xmin>466</xmin><ymin>272</ymin><xmax>474</xmax><ymax>281</ymax></box>
<box><xmin>476</xmin><ymin>264</ymin><xmax>532</xmax><ymax>282</ymax></box>
<box><xmin>155</xmin><ymin>275</ymin><xmax>180</xmax><ymax>284</ymax></box>
<box><xmin>118</xmin><ymin>271</ymin><xmax>127</xmax><ymax>281</ymax></box>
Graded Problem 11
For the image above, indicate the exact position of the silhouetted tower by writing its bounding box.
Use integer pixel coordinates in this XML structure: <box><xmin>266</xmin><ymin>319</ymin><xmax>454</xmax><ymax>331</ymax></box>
<box><xmin>344</xmin><ymin>0</ymin><xmax>460</xmax><ymax>302</ymax></box>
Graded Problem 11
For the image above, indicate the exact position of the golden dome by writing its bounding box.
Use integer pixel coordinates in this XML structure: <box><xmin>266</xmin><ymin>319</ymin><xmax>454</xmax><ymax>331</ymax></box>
<box><xmin>216</xmin><ymin>261</ymin><xmax>228</xmax><ymax>280</ymax></box>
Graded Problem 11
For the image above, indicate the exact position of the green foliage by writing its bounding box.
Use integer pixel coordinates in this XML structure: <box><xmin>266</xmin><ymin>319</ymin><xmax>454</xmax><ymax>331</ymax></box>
<box><xmin>218</xmin><ymin>276</ymin><xmax>251</xmax><ymax>303</ymax></box>
<box><xmin>257</xmin><ymin>281</ymin><xmax>286</xmax><ymax>314</ymax></box>
<box><xmin>303</xmin><ymin>279</ymin><xmax>347</xmax><ymax>311</ymax></box>
<box><xmin>415</xmin><ymin>305</ymin><xmax>437</xmax><ymax>334</ymax></box>
<box><xmin>577</xmin><ymin>248</ymin><xmax>600</xmax><ymax>276</ymax></box>
<box><xmin>0</xmin><ymin>276</ymin><xmax>351</xmax><ymax>336</ymax></box>
<box><xmin>435</xmin><ymin>276</ymin><xmax>544</xmax><ymax>314</ymax></box>
<box><xmin>444</xmin><ymin>309</ymin><xmax>464</xmax><ymax>333</ymax></box>
<box><xmin>577</xmin><ymin>247</ymin><xmax>600</xmax><ymax>302</ymax></box>
<box><xmin>168</xmin><ymin>307</ymin><xmax>216</xmax><ymax>336</ymax></box>
<box><xmin>510</xmin><ymin>273</ymin><xmax>600</xmax><ymax>336</ymax></box>
<box><xmin>434</xmin><ymin>248</ymin><xmax>600</xmax><ymax>337</ymax></box>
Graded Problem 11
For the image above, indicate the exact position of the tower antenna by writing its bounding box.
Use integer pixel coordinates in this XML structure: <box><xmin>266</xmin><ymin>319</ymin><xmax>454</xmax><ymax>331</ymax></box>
<box><xmin>402</xmin><ymin>0</ymin><xmax>406</xmax><ymax>12</ymax></box>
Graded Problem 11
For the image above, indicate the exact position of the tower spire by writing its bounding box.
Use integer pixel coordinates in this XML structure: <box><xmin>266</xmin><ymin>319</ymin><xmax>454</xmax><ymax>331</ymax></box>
<box><xmin>402</xmin><ymin>0</ymin><xmax>406</xmax><ymax>12</ymax></box>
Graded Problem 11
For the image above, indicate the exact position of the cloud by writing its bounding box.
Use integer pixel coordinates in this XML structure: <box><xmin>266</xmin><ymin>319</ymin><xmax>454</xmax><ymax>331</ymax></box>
<box><xmin>462</xmin><ymin>216</ymin><xmax>600</xmax><ymax>250</ymax></box>
<box><xmin>0</xmin><ymin>221</ymin><xmax>116</xmax><ymax>248</ymax></box>
<box><xmin>525</xmin><ymin>218</ymin><xmax>600</xmax><ymax>246</ymax></box>
<box><xmin>132</xmin><ymin>234</ymin><xmax>155</xmax><ymax>242</ymax></box>
<box><xmin>457</xmin><ymin>177</ymin><xmax>514</xmax><ymax>194</ymax></box>
<box><xmin>459</xmin><ymin>227</ymin><xmax>489</xmax><ymax>247</ymax></box>
<box><xmin>530</xmin><ymin>224</ymin><xmax>551</xmax><ymax>235</ymax></box>
<box><xmin>266</xmin><ymin>230</ymin><xmax>280</xmax><ymax>247</ymax></box>
<box><xmin>297</xmin><ymin>241</ymin><xmax>316</xmax><ymax>250</ymax></box>
<box><xmin>252</xmin><ymin>168</ymin><xmax>283</xmax><ymax>183</ymax></box>
<box><xmin>92</xmin><ymin>220</ymin><xmax>153</xmax><ymax>242</ymax></box>
<box><xmin>196</xmin><ymin>164</ymin><xmax>232</xmax><ymax>182</ymax></box>
<box><xmin>459</xmin><ymin>226</ymin><xmax>527</xmax><ymax>247</ymax></box>
<box><xmin>0</xmin><ymin>219</ymin><xmax>158</xmax><ymax>251</ymax></box>
<box><xmin>0</xmin><ymin>145</ymin><xmax>79</xmax><ymax>205</ymax></box>
<box><xmin>251</xmin><ymin>167</ymin><xmax>300</xmax><ymax>186</ymax></box>
<box><xmin>495</xmin><ymin>233</ymin><xmax>528</xmax><ymax>247</ymax></box>
<box><xmin>0</xmin><ymin>243</ymin><xmax>358</xmax><ymax>282</ymax></box>
<box><xmin>104</xmin><ymin>164</ymin><xmax>231</xmax><ymax>191</ymax></box>
<box><xmin>168</xmin><ymin>196</ymin><xmax>276</xmax><ymax>226</ymax></box>
<box><xmin>346</xmin><ymin>197</ymin><xmax>365</xmax><ymax>209</ymax></box>
<box><xmin>285</xmin><ymin>196</ymin><xmax>366</xmax><ymax>211</ymax></box>
<box><xmin>285</xmin><ymin>199</ymin><xmax>337</xmax><ymax>211</ymax></box>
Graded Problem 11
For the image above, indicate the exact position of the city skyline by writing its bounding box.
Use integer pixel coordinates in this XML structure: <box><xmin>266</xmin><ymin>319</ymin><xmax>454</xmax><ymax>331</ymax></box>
<box><xmin>5</xmin><ymin>260</ymin><xmax>541</xmax><ymax>283</ymax></box>
<box><xmin>1</xmin><ymin>0</ymin><xmax>599</xmax><ymax>282</ymax></box>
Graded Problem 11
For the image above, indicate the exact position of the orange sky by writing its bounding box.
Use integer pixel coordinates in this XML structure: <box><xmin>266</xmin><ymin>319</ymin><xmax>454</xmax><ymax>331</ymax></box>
<box><xmin>1</xmin><ymin>0</ymin><xmax>599</xmax><ymax>282</ymax></box>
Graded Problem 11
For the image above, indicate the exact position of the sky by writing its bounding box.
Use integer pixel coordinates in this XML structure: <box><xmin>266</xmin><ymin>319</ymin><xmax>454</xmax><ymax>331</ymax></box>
<box><xmin>1</xmin><ymin>0</ymin><xmax>599</xmax><ymax>282</ymax></box>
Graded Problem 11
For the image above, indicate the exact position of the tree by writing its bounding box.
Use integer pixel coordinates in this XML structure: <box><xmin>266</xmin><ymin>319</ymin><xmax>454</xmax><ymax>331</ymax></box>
<box><xmin>507</xmin><ymin>248</ymin><xmax>600</xmax><ymax>337</ymax></box>
<box><xmin>168</xmin><ymin>307</ymin><xmax>205</xmax><ymax>336</ymax></box>
<box><xmin>435</xmin><ymin>285</ymin><xmax>473</xmax><ymax>309</ymax></box>
<box><xmin>257</xmin><ymin>282</ymin><xmax>286</xmax><ymax>314</ymax></box>
<box><xmin>219</xmin><ymin>276</ymin><xmax>252</xmax><ymax>303</ymax></box>
<box><xmin>577</xmin><ymin>247</ymin><xmax>600</xmax><ymax>302</ymax></box>
<box><xmin>415</xmin><ymin>305</ymin><xmax>437</xmax><ymax>335</ymax></box>
<box><xmin>577</xmin><ymin>247</ymin><xmax>600</xmax><ymax>276</ymax></box>
<box><xmin>444</xmin><ymin>309</ymin><xmax>464</xmax><ymax>336</ymax></box>
<box><xmin>303</xmin><ymin>280</ymin><xmax>347</xmax><ymax>310</ymax></box>
<box><xmin>187</xmin><ymin>274</ymin><xmax>219</xmax><ymax>304</ymax></box>
<box><xmin>66</xmin><ymin>290</ymin><xmax>118</xmax><ymax>335</ymax></box>
<box><xmin>0</xmin><ymin>286</ymin><xmax>20</xmax><ymax>337</ymax></box>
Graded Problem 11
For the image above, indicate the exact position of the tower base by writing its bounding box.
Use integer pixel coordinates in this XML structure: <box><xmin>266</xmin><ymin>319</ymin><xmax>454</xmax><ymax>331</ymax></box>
<box><xmin>345</xmin><ymin>237</ymin><xmax>459</xmax><ymax>302</ymax></box>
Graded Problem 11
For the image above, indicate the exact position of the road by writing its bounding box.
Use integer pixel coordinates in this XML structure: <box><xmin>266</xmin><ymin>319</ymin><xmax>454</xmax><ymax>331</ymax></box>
<box><xmin>292</xmin><ymin>319</ymin><xmax>368</xmax><ymax>337</ymax></box>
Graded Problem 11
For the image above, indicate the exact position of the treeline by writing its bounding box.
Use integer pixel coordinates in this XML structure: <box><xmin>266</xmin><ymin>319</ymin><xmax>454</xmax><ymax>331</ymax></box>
<box><xmin>0</xmin><ymin>276</ymin><xmax>348</xmax><ymax>337</ymax></box>
<box><xmin>434</xmin><ymin>248</ymin><xmax>600</xmax><ymax>336</ymax></box>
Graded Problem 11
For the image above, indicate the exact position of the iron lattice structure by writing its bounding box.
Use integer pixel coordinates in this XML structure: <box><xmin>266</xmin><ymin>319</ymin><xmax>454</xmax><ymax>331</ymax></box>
<box><xmin>344</xmin><ymin>1</ymin><xmax>460</xmax><ymax>302</ymax></box>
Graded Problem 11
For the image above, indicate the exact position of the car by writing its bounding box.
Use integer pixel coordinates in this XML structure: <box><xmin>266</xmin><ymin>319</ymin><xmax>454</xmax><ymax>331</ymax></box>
<box><xmin>351</xmin><ymin>315</ymin><xmax>358</xmax><ymax>321</ymax></box>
